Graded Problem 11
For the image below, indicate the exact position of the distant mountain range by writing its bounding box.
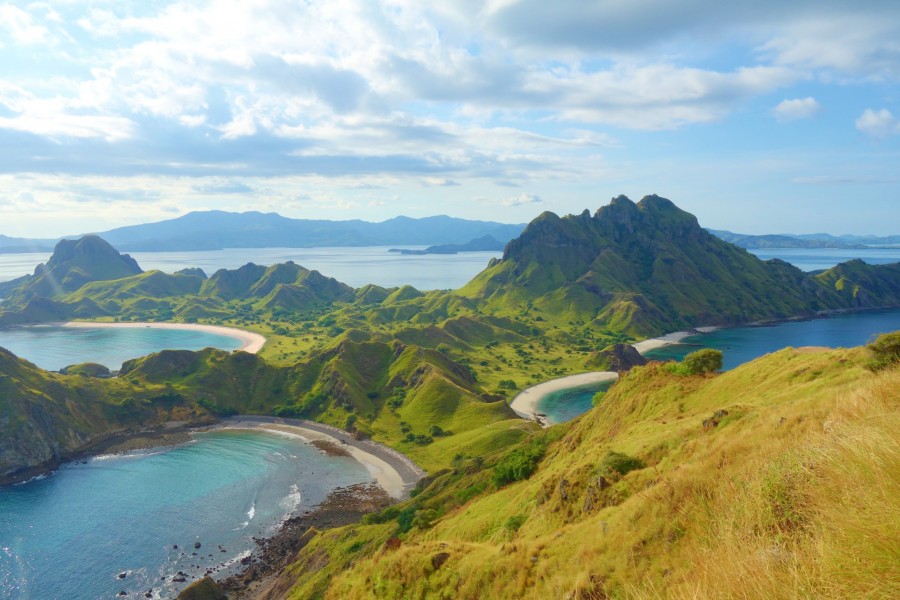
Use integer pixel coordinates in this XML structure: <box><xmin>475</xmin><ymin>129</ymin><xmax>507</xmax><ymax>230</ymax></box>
<box><xmin>3</xmin><ymin>211</ymin><xmax>898</xmax><ymax>254</ymax></box>
<box><xmin>709</xmin><ymin>229</ymin><xmax>900</xmax><ymax>249</ymax></box>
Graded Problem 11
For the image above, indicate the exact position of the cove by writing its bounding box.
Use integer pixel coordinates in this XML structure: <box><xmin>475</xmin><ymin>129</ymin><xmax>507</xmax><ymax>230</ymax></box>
<box><xmin>0</xmin><ymin>430</ymin><xmax>372</xmax><ymax>600</ymax></box>
<box><xmin>536</xmin><ymin>380</ymin><xmax>615</xmax><ymax>425</ymax></box>
<box><xmin>0</xmin><ymin>325</ymin><xmax>244</xmax><ymax>371</ymax></box>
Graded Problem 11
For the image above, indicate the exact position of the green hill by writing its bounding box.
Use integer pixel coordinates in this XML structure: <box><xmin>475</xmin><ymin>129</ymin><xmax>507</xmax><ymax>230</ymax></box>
<box><xmin>0</xmin><ymin>235</ymin><xmax>142</xmax><ymax>305</ymax></box>
<box><xmin>460</xmin><ymin>195</ymin><xmax>858</xmax><ymax>337</ymax></box>
<box><xmin>270</xmin><ymin>340</ymin><xmax>900</xmax><ymax>599</ymax></box>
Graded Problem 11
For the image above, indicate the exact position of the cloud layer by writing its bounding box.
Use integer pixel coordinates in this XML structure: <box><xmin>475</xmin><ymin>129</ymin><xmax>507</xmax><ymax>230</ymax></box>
<box><xmin>0</xmin><ymin>0</ymin><xmax>898</xmax><ymax>235</ymax></box>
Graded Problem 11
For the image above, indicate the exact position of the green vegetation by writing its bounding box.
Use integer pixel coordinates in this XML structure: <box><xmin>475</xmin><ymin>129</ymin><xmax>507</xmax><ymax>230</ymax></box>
<box><xmin>867</xmin><ymin>331</ymin><xmax>900</xmax><ymax>371</ymax></box>
<box><xmin>665</xmin><ymin>348</ymin><xmax>724</xmax><ymax>375</ymax></box>
<box><xmin>286</xmin><ymin>346</ymin><xmax>900</xmax><ymax>600</ymax></box>
<box><xmin>1</xmin><ymin>197</ymin><xmax>899</xmax><ymax>596</ymax></box>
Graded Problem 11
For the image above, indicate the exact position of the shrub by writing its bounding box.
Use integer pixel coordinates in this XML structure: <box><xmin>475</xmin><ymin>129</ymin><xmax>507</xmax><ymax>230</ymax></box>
<box><xmin>683</xmin><ymin>348</ymin><xmax>723</xmax><ymax>374</ymax></box>
<box><xmin>867</xmin><ymin>331</ymin><xmax>900</xmax><ymax>371</ymax></box>
<box><xmin>492</xmin><ymin>437</ymin><xmax>547</xmax><ymax>487</ymax></box>
<box><xmin>665</xmin><ymin>348</ymin><xmax>724</xmax><ymax>375</ymax></box>
<box><xmin>591</xmin><ymin>391</ymin><xmax>606</xmax><ymax>407</ymax></box>
<box><xmin>599</xmin><ymin>450</ymin><xmax>645</xmax><ymax>478</ymax></box>
<box><xmin>504</xmin><ymin>514</ymin><xmax>527</xmax><ymax>534</ymax></box>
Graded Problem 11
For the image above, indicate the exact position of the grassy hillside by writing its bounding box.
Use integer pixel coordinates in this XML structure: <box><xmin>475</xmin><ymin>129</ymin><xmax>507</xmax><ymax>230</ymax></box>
<box><xmin>460</xmin><ymin>195</ymin><xmax>853</xmax><ymax>337</ymax></box>
<box><xmin>270</xmin><ymin>342</ymin><xmax>899</xmax><ymax>599</ymax></box>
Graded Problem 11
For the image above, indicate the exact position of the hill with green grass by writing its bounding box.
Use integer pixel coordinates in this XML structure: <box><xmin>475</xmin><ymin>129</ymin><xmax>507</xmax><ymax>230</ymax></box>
<box><xmin>459</xmin><ymin>195</ymin><xmax>889</xmax><ymax>337</ymax></box>
<box><xmin>0</xmin><ymin>235</ymin><xmax>142</xmax><ymax>306</ymax></box>
<box><xmin>265</xmin><ymin>338</ymin><xmax>900</xmax><ymax>600</ymax></box>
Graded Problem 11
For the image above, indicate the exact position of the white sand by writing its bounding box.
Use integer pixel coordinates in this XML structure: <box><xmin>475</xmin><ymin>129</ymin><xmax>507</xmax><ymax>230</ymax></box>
<box><xmin>510</xmin><ymin>371</ymin><xmax>619</xmax><ymax>426</ymax></box>
<box><xmin>220</xmin><ymin>420</ymin><xmax>407</xmax><ymax>499</ymax></box>
<box><xmin>62</xmin><ymin>321</ymin><xmax>266</xmax><ymax>354</ymax></box>
<box><xmin>631</xmin><ymin>326</ymin><xmax>718</xmax><ymax>354</ymax></box>
<box><xmin>511</xmin><ymin>326</ymin><xmax>719</xmax><ymax>427</ymax></box>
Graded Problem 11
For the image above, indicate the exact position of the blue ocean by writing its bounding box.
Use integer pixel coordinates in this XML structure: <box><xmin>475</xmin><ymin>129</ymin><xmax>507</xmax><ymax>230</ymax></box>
<box><xmin>0</xmin><ymin>430</ymin><xmax>371</xmax><ymax>600</ymax></box>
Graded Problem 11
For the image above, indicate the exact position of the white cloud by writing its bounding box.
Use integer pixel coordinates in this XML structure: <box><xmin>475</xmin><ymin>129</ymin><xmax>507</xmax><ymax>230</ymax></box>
<box><xmin>772</xmin><ymin>97</ymin><xmax>820</xmax><ymax>122</ymax></box>
<box><xmin>0</xmin><ymin>4</ymin><xmax>52</xmax><ymax>45</ymax></box>
<box><xmin>855</xmin><ymin>108</ymin><xmax>900</xmax><ymax>138</ymax></box>
<box><xmin>501</xmin><ymin>193</ymin><xmax>542</xmax><ymax>207</ymax></box>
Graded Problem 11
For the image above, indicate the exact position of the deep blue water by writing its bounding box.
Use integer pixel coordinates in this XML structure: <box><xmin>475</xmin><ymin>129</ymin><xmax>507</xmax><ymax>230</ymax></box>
<box><xmin>0</xmin><ymin>325</ymin><xmax>243</xmax><ymax>371</ymax></box>
<box><xmin>0</xmin><ymin>430</ymin><xmax>372</xmax><ymax>600</ymax></box>
<box><xmin>537</xmin><ymin>381</ymin><xmax>615</xmax><ymax>424</ymax></box>
<box><xmin>542</xmin><ymin>309</ymin><xmax>900</xmax><ymax>424</ymax></box>
<box><xmin>643</xmin><ymin>309</ymin><xmax>900</xmax><ymax>370</ymax></box>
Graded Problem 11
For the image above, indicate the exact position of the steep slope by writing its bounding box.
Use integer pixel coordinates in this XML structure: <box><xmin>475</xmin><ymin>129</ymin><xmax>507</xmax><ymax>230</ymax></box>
<box><xmin>0</xmin><ymin>348</ymin><xmax>207</xmax><ymax>483</ymax></box>
<box><xmin>815</xmin><ymin>259</ymin><xmax>900</xmax><ymax>307</ymax></box>
<box><xmin>0</xmin><ymin>235</ymin><xmax>143</xmax><ymax>306</ymax></box>
<box><xmin>461</xmin><ymin>195</ymin><xmax>887</xmax><ymax>337</ymax></box>
<box><xmin>279</xmin><ymin>343</ymin><xmax>899</xmax><ymax>600</ymax></box>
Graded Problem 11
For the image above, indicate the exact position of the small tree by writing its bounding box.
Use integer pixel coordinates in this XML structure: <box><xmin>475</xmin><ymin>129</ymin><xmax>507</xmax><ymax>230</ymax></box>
<box><xmin>682</xmin><ymin>348</ymin><xmax>723</xmax><ymax>374</ymax></box>
<box><xmin>867</xmin><ymin>331</ymin><xmax>900</xmax><ymax>371</ymax></box>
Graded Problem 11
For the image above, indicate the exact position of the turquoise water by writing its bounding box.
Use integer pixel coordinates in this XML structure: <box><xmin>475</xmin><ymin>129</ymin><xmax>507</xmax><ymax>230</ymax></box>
<box><xmin>0</xmin><ymin>430</ymin><xmax>372</xmax><ymax>600</ymax></box>
<box><xmin>537</xmin><ymin>381</ymin><xmax>615</xmax><ymax>424</ymax></box>
<box><xmin>0</xmin><ymin>325</ymin><xmax>243</xmax><ymax>371</ymax></box>
<box><xmin>644</xmin><ymin>309</ymin><xmax>900</xmax><ymax>370</ymax></box>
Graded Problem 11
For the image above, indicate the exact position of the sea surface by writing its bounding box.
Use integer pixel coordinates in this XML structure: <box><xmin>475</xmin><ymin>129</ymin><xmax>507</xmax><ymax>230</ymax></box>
<box><xmin>0</xmin><ymin>246</ymin><xmax>502</xmax><ymax>290</ymax></box>
<box><xmin>0</xmin><ymin>430</ymin><xmax>372</xmax><ymax>600</ymax></box>
<box><xmin>747</xmin><ymin>247</ymin><xmax>900</xmax><ymax>271</ymax></box>
<box><xmin>0</xmin><ymin>325</ymin><xmax>243</xmax><ymax>371</ymax></box>
<box><xmin>536</xmin><ymin>380</ymin><xmax>615</xmax><ymax>425</ymax></box>
<box><xmin>541</xmin><ymin>309</ymin><xmax>900</xmax><ymax>423</ymax></box>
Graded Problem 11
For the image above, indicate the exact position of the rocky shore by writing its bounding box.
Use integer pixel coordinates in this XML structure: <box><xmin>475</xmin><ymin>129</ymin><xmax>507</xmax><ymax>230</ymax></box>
<box><xmin>219</xmin><ymin>482</ymin><xmax>392</xmax><ymax>599</ymax></box>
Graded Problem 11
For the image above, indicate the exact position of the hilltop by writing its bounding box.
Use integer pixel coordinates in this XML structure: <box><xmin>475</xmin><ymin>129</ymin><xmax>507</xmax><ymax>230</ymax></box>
<box><xmin>460</xmin><ymin>195</ymin><xmax>897</xmax><ymax>337</ymax></box>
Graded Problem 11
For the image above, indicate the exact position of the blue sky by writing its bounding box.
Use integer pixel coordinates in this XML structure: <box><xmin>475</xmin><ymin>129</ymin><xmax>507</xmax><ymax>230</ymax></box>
<box><xmin>1</xmin><ymin>0</ymin><xmax>898</xmax><ymax>238</ymax></box>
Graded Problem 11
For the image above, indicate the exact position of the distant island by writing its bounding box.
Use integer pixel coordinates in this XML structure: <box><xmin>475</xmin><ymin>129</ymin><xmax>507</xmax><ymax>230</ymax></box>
<box><xmin>709</xmin><ymin>229</ymin><xmax>900</xmax><ymax>249</ymax></box>
<box><xmin>388</xmin><ymin>234</ymin><xmax>505</xmax><ymax>255</ymax></box>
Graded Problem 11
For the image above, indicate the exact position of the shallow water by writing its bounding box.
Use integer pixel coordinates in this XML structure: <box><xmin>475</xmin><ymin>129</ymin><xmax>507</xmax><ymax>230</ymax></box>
<box><xmin>0</xmin><ymin>430</ymin><xmax>372</xmax><ymax>600</ymax></box>
<box><xmin>536</xmin><ymin>381</ymin><xmax>616</xmax><ymax>424</ymax></box>
<box><xmin>0</xmin><ymin>325</ymin><xmax>243</xmax><ymax>371</ymax></box>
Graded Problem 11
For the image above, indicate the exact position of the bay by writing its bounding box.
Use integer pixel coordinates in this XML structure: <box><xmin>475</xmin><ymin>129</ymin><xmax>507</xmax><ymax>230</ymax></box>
<box><xmin>643</xmin><ymin>309</ymin><xmax>900</xmax><ymax>370</ymax></box>
<box><xmin>0</xmin><ymin>247</ymin><xmax>502</xmax><ymax>291</ymax></box>
<box><xmin>0</xmin><ymin>325</ymin><xmax>243</xmax><ymax>371</ymax></box>
<box><xmin>536</xmin><ymin>380</ymin><xmax>615</xmax><ymax>425</ymax></box>
<box><xmin>0</xmin><ymin>430</ymin><xmax>372</xmax><ymax>600</ymax></box>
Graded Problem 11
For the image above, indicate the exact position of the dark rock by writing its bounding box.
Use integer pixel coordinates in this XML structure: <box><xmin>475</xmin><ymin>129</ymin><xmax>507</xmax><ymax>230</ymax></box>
<box><xmin>431</xmin><ymin>552</ymin><xmax>451</xmax><ymax>570</ymax></box>
<box><xmin>118</xmin><ymin>572</ymin><xmax>127</xmax><ymax>579</ymax></box>
<box><xmin>558</xmin><ymin>478</ymin><xmax>570</xmax><ymax>502</ymax></box>
<box><xmin>585</xmin><ymin>343</ymin><xmax>648</xmax><ymax>372</ymax></box>
<box><xmin>194</xmin><ymin>541</ymin><xmax>202</xmax><ymax>549</ymax></box>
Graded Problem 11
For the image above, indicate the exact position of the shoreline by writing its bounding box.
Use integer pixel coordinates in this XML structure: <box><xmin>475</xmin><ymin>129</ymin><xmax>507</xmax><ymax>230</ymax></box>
<box><xmin>210</xmin><ymin>416</ymin><xmax>426</xmax><ymax>500</ymax></box>
<box><xmin>61</xmin><ymin>320</ymin><xmax>267</xmax><ymax>354</ymax></box>
<box><xmin>511</xmin><ymin>326</ymin><xmax>720</xmax><ymax>427</ymax></box>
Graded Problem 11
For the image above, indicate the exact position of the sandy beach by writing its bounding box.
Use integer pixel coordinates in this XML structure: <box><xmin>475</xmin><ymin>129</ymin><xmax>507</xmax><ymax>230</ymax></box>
<box><xmin>510</xmin><ymin>371</ymin><xmax>619</xmax><ymax>425</ymax></box>
<box><xmin>511</xmin><ymin>326</ymin><xmax>719</xmax><ymax>427</ymax></box>
<box><xmin>213</xmin><ymin>416</ymin><xmax>425</xmax><ymax>500</ymax></box>
<box><xmin>62</xmin><ymin>321</ymin><xmax>267</xmax><ymax>354</ymax></box>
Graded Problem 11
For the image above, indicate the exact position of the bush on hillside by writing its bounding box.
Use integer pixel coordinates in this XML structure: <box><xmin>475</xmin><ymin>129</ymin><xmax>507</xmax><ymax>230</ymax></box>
<box><xmin>492</xmin><ymin>437</ymin><xmax>547</xmax><ymax>487</ymax></box>
<box><xmin>599</xmin><ymin>450</ymin><xmax>645</xmax><ymax>478</ymax></box>
<box><xmin>867</xmin><ymin>331</ymin><xmax>900</xmax><ymax>371</ymax></box>
<box><xmin>683</xmin><ymin>348</ymin><xmax>723</xmax><ymax>374</ymax></box>
<box><xmin>665</xmin><ymin>348</ymin><xmax>723</xmax><ymax>376</ymax></box>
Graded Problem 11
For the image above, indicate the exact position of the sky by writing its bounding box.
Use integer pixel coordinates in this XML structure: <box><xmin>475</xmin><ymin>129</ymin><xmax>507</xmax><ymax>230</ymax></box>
<box><xmin>1</xmin><ymin>0</ymin><xmax>899</xmax><ymax>238</ymax></box>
